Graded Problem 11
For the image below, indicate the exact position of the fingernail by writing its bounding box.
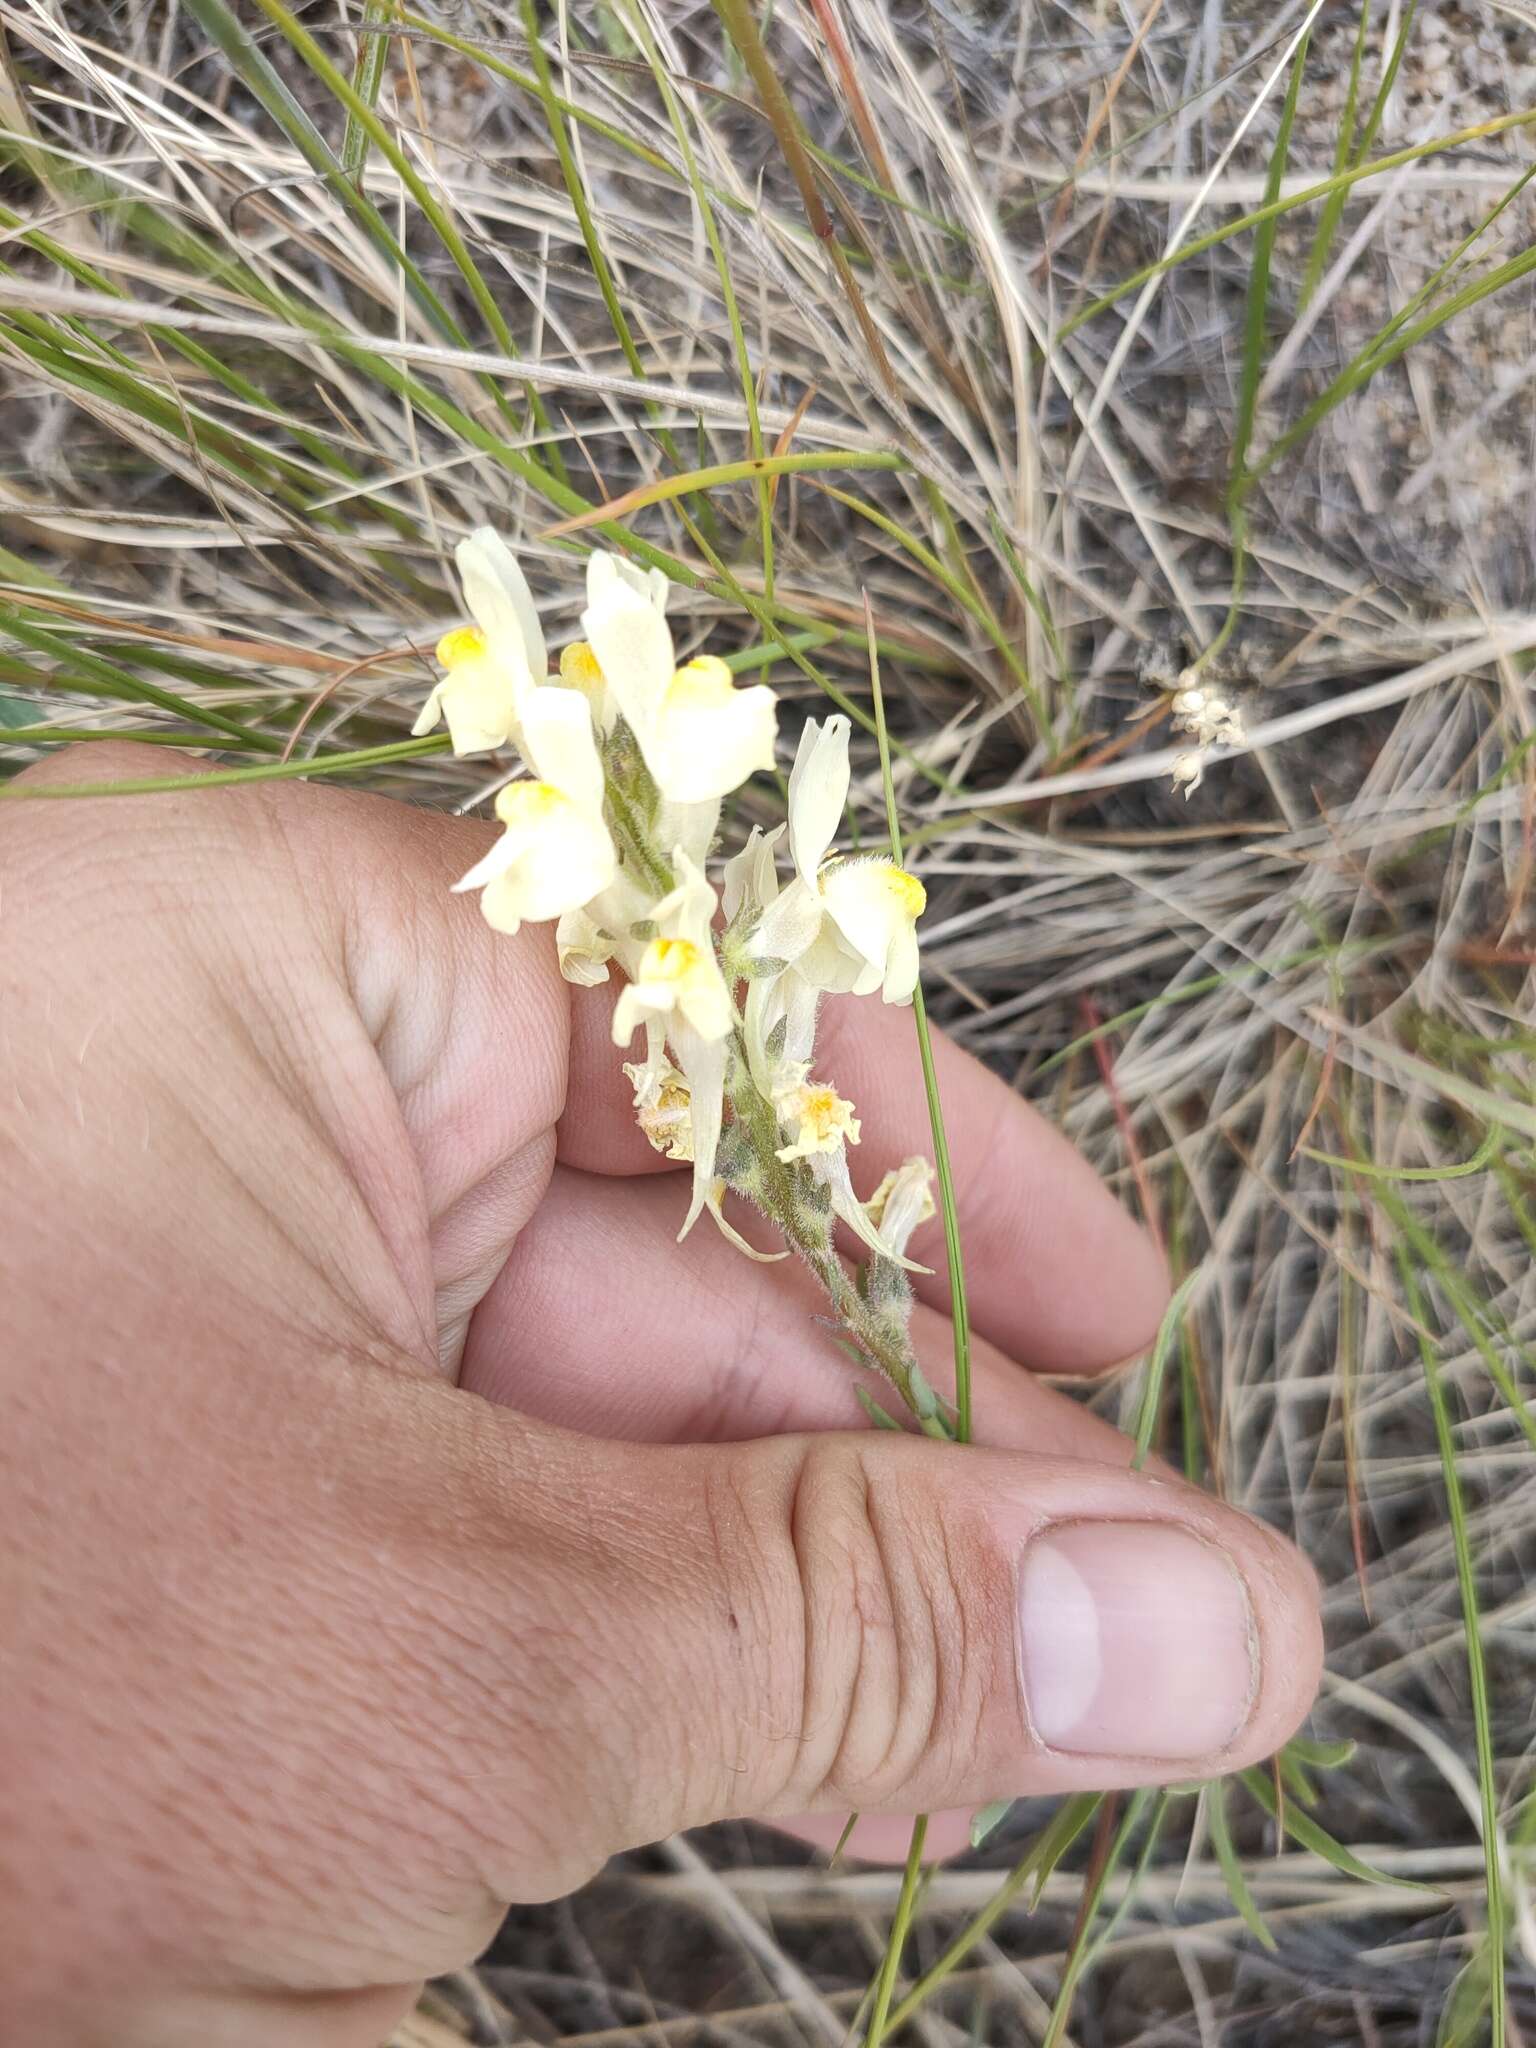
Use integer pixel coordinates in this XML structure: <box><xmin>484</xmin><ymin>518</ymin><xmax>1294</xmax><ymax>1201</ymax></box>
<box><xmin>1017</xmin><ymin>1521</ymin><xmax>1256</xmax><ymax>1759</ymax></box>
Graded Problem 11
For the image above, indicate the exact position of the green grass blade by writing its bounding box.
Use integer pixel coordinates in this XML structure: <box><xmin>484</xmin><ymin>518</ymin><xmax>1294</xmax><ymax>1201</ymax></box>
<box><xmin>341</xmin><ymin>0</ymin><xmax>395</xmax><ymax>184</ymax></box>
<box><xmin>1207</xmin><ymin>1778</ymin><xmax>1278</xmax><ymax>1950</ymax></box>
<box><xmin>1238</xmin><ymin>1767</ymin><xmax>1435</xmax><ymax>1889</ymax></box>
<box><xmin>1398</xmin><ymin>1252</ymin><xmax>1507</xmax><ymax>2044</ymax></box>
<box><xmin>1299</xmin><ymin>0</ymin><xmax>1372</xmax><ymax>307</ymax></box>
<box><xmin>883</xmin><ymin>1796</ymin><xmax>1101</xmax><ymax>2034</ymax></box>
<box><xmin>1060</xmin><ymin>107</ymin><xmax>1536</xmax><ymax>343</ymax></box>
<box><xmin>862</xmin><ymin>1814</ymin><xmax>927</xmax><ymax>2048</ymax></box>
<box><xmin>0</xmin><ymin>734</ymin><xmax>450</xmax><ymax>799</ymax></box>
<box><xmin>866</xmin><ymin>598</ymin><xmax>972</xmax><ymax>1440</ymax></box>
<box><xmin>1215</xmin><ymin>18</ymin><xmax>1311</xmax><ymax>653</ymax></box>
<box><xmin>1132</xmin><ymin>1266</ymin><xmax>1203</xmax><ymax>1469</ymax></box>
<box><xmin>1298</xmin><ymin>1123</ymin><xmax>1501</xmax><ymax>1181</ymax></box>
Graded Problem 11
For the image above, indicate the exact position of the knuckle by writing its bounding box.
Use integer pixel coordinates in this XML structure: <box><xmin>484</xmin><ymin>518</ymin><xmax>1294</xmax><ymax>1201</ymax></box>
<box><xmin>784</xmin><ymin>1438</ymin><xmax>990</xmax><ymax>1812</ymax></box>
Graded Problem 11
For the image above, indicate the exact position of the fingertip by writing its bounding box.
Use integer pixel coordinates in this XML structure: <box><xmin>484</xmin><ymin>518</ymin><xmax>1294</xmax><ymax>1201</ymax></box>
<box><xmin>976</xmin><ymin>1149</ymin><xmax>1170</xmax><ymax>1376</ymax></box>
<box><xmin>1233</xmin><ymin>1512</ymin><xmax>1326</xmax><ymax>1766</ymax></box>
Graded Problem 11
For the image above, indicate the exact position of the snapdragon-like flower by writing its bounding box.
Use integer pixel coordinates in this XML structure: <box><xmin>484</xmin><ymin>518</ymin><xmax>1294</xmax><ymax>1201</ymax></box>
<box><xmin>452</xmin><ymin>688</ymin><xmax>615</xmax><ymax>933</ymax></box>
<box><xmin>749</xmin><ymin>715</ymin><xmax>926</xmax><ymax>1003</ymax></box>
<box><xmin>611</xmin><ymin>855</ymin><xmax>733</xmax><ymax>1047</ymax></box>
<box><xmin>581</xmin><ymin>551</ymin><xmax>778</xmax><ymax>803</ymax></box>
<box><xmin>612</xmin><ymin>855</ymin><xmax>733</xmax><ymax>1241</ymax></box>
<box><xmin>415</xmin><ymin>521</ymin><xmax>946</xmax><ymax>1425</ymax></box>
<box><xmin>413</xmin><ymin>528</ymin><xmax>548</xmax><ymax>755</ymax></box>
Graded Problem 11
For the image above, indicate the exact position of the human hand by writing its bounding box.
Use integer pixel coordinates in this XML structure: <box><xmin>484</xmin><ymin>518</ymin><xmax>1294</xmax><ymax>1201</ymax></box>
<box><xmin>0</xmin><ymin>748</ymin><xmax>1321</xmax><ymax>2048</ymax></box>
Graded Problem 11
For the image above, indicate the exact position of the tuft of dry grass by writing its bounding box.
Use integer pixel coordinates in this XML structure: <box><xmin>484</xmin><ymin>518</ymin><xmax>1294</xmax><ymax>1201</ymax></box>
<box><xmin>1</xmin><ymin>0</ymin><xmax>1534</xmax><ymax>2040</ymax></box>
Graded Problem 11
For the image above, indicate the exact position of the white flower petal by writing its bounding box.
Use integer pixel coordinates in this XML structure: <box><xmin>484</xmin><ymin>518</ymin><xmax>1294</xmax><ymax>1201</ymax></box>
<box><xmin>651</xmin><ymin>661</ymin><xmax>778</xmax><ymax>802</ymax></box>
<box><xmin>723</xmin><ymin>824</ymin><xmax>783</xmax><ymax>923</ymax></box>
<box><xmin>865</xmin><ymin>1158</ymin><xmax>936</xmax><ymax>1260</ymax></box>
<box><xmin>815</xmin><ymin>1146</ymin><xmax>924</xmax><ymax>1270</ymax></box>
<box><xmin>422</xmin><ymin>650</ymin><xmax>522</xmax><ymax>756</ymax></box>
<box><xmin>752</xmin><ymin>879</ymin><xmax>825</xmax><ymax>967</ymax></box>
<box><xmin>452</xmin><ymin>831</ymin><xmax>524</xmax><ymax>893</ymax></box>
<box><xmin>779</xmin><ymin>970</ymin><xmax>821</xmax><ymax>1066</ymax></box>
<box><xmin>520</xmin><ymin>686</ymin><xmax>605</xmax><ymax>814</ymax></box>
<box><xmin>556</xmin><ymin>906</ymin><xmax>613</xmax><ymax>987</ymax></box>
<box><xmin>581</xmin><ymin>578</ymin><xmax>676</xmax><ymax>741</ymax></box>
<box><xmin>705</xmin><ymin>1184</ymin><xmax>789</xmax><ymax>1262</ymax></box>
<box><xmin>819</xmin><ymin>858</ymin><xmax>925</xmax><ymax>1003</ymax></box>
<box><xmin>656</xmin><ymin>796</ymin><xmax>721</xmax><ymax>875</ymax></box>
<box><xmin>587</xmin><ymin>549</ymin><xmax>668</xmax><ymax>615</ymax></box>
<box><xmin>881</xmin><ymin>920</ymin><xmax>921</xmax><ymax>1005</ymax></box>
<box><xmin>793</xmin><ymin>918</ymin><xmax>865</xmax><ymax>996</ymax></box>
<box><xmin>673</xmin><ymin>1028</ymin><xmax>726</xmax><ymax>1240</ymax></box>
<box><xmin>410</xmin><ymin>680</ymin><xmax>446</xmax><ymax>738</ymax></box>
<box><xmin>453</xmin><ymin>785</ymin><xmax>615</xmax><ymax>932</ymax></box>
<box><xmin>456</xmin><ymin>527</ymin><xmax>545</xmax><ymax>681</ymax></box>
<box><xmin>787</xmin><ymin>714</ymin><xmax>851</xmax><ymax>883</ymax></box>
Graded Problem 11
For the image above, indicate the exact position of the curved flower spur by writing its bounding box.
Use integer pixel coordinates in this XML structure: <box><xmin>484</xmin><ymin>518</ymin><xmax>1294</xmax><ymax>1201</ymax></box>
<box><xmin>416</xmin><ymin>526</ymin><xmax>949</xmax><ymax>1433</ymax></box>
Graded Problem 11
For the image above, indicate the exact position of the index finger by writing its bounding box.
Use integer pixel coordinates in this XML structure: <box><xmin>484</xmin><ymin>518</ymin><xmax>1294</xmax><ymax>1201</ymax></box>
<box><xmin>812</xmin><ymin>988</ymin><xmax>1169</xmax><ymax>1374</ymax></box>
<box><xmin>559</xmin><ymin>970</ymin><xmax>1167</xmax><ymax>1378</ymax></box>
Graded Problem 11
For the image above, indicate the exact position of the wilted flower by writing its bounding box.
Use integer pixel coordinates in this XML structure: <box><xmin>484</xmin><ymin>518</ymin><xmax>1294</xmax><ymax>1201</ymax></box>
<box><xmin>864</xmin><ymin>1158</ymin><xmax>937</xmax><ymax>1261</ymax></box>
<box><xmin>624</xmin><ymin>1052</ymin><xmax>696</xmax><ymax>1161</ymax></box>
<box><xmin>1165</xmin><ymin>673</ymin><xmax>1245</xmax><ymax>798</ymax></box>
<box><xmin>1171</xmin><ymin>749</ymin><xmax>1206</xmax><ymax>798</ymax></box>
<box><xmin>774</xmin><ymin>1067</ymin><xmax>861</xmax><ymax>1164</ymax></box>
<box><xmin>1171</xmin><ymin>681</ymin><xmax>1244</xmax><ymax>750</ymax></box>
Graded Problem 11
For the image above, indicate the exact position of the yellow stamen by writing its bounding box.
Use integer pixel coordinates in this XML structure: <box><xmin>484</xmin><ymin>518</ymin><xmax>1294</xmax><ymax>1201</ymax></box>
<box><xmin>436</xmin><ymin>625</ymin><xmax>487</xmax><ymax>669</ymax></box>
<box><xmin>885</xmin><ymin>867</ymin><xmax>926</xmax><ymax>919</ymax></box>
<box><xmin>494</xmin><ymin>779</ymin><xmax>568</xmax><ymax>827</ymax></box>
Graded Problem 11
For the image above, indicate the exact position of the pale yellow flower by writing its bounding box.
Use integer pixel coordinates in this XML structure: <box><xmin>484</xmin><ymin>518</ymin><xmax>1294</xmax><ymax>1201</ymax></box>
<box><xmin>452</xmin><ymin>689</ymin><xmax>615</xmax><ymax>933</ymax></box>
<box><xmin>413</xmin><ymin>528</ymin><xmax>546</xmax><ymax>755</ymax></box>
<box><xmin>610</xmin><ymin>855</ymin><xmax>732</xmax><ymax>1047</ymax></box>
<box><xmin>750</xmin><ymin>716</ymin><xmax>925</xmax><ymax>1004</ymax></box>
<box><xmin>582</xmin><ymin>560</ymin><xmax>777</xmax><ymax>803</ymax></box>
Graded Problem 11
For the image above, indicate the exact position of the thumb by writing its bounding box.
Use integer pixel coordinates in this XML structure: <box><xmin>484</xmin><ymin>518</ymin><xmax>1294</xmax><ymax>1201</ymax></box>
<box><xmin>405</xmin><ymin>1389</ymin><xmax>1322</xmax><ymax>1890</ymax></box>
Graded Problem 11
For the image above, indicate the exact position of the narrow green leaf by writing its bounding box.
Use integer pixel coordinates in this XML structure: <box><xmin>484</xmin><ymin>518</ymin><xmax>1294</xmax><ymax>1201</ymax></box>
<box><xmin>969</xmin><ymin>1798</ymin><xmax>1015</xmax><ymax>1849</ymax></box>
<box><xmin>0</xmin><ymin>733</ymin><xmax>450</xmax><ymax>799</ymax></box>
<box><xmin>1239</xmin><ymin>1768</ymin><xmax>1435</xmax><ymax>1890</ymax></box>
<box><xmin>1207</xmin><ymin>1779</ymin><xmax>1278</xmax><ymax>1950</ymax></box>
<box><xmin>342</xmin><ymin>0</ymin><xmax>394</xmax><ymax>184</ymax></box>
<box><xmin>1132</xmin><ymin>1266</ymin><xmax>1203</xmax><ymax>1469</ymax></box>
<box><xmin>1397</xmin><ymin>1252</ymin><xmax>1507</xmax><ymax>2042</ymax></box>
